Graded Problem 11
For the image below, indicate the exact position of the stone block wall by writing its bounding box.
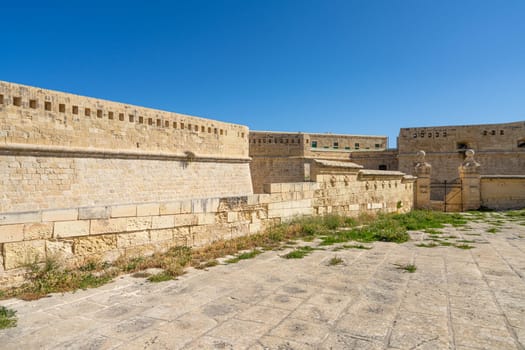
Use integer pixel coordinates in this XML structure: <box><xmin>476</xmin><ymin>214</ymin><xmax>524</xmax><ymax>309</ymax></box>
<box><xmin>0</xmin><ymin>170</ymin><xmax>415</xmax><ymax>287</ymax></box>
<box><xmin>0</xmin><ymin>81</ymin><xmax>248</xmax><ymax>158</ymax></box>
<box><xmin>480</xmin><ymin>176</ymin><xmax>525</xmax><ymax>210</ymax></box>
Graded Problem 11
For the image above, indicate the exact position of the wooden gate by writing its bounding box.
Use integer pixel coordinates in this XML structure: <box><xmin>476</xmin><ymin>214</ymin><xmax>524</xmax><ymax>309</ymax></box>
<box><xmin>430</xmin><ymin>179</ymin><xmax>462</xmax><ymax>212</ymax></box>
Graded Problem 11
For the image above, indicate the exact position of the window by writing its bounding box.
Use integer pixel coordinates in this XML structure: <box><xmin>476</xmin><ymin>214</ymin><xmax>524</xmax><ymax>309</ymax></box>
<box><xmin>345</xmin><ymin>146</ymin><xmax>350</xmax><ymax>150</ymax></box>
<box><xmin>375</xmin><ymin>143</ymin><xmax>381</xmax><ymax>148</ymax></box>
<box><xmin>201</xmin><ymin>126</ymin><xmax>205</xmax><ymax>132</ymax></box>
<box><xmin>483</xmin><ymin>130</ymin><xmax>488</xmax><ymax>136</ymax></box>
<box><xmin>457</xmin><ymin>142</ymin><xmax>468</xmax><ymax>150</ymax></box>
<box><xmin>59</xmin><ymin>104</ymin><xmax>66</xmax><ymax>113</ymax></box>
<box><xmin>148</xmin><ymin>118</ymin><xmax>153</xmax><ymax>125</ymax></box>
<box><xmin>85</xmin><ymin>108</ymin><xmax>91</xmax><ymax>116</ymax></box>
<box><xmin>500</xmin><ymin>130</ymin><xmax>504</xmax><ymax>135</ymax></box>
<box><xmin>180</xmin><ymin>122</ymin><xmax>184</xmax><ymax>129</ymax></box>
<box><xmin>119</xmin><ymin>113</ymin><xmax>124</xmax><ymax>121</ymax></box>
<box><xmin>13</xmin><ymin>97</ymin><xmax>21</xmax><ymax>106</ymax></box>
<box><xmin>173</xmin><ymin>122</ymin><xmax>177</xmax><ymax>128</ymax></box>
<box><xmin>139</xmin><ymin>116</ymin><xmax>144</xmax><ymax>124</ymax></box>
<box><xmin>97</xmin><ymin>109</ymin><xmax>103</xmax><ymax>118</ymax></box>
<box><xmin>0</xmin><ymin>94</ymin><xmax>4</xmax><ymax>104</ymax></box>
<box><xmin>311</xmin><ymin>140</ymin><xmax>317</xmax><ymax>148</ymax></box>
<box><xmin>45</xmin><ymin>101</ymin><xmax>52</xmax><ymax>111</ymax></box>
<box><xmin>72</xmin><ymin>106</ymin><xmax>79</xmax><ymax>114</ymax></box>
<box><xmin>355</xmin><ymin>143</ymin><xmax>360</xmax><ymax>149</ymax></box>
<box><xmin>157</xmin><ymin>119</ymin><xmax>161</xmax><ymax>127</ymax></box>
<box><xmin>208</xmin><ymin>127</ymin><xmax>211</xmax><ymax>133</ymax></box>
<box><xmin>195</xmin><ymin>125</ymin><xmax>198</xmax><ymax>132</ymax></box>
<box><xmin>108</xmin><ymin>111</ymin><xmax>114</xmax><ymax>119</ymax></box>
<box><xmin>165</xmin><ymin>121</ymin><xmax>170</xmax><ymax>128</ymax></box>
<box><xmin>518</xmin><ymin>139</ymin><xmax>525</xmax><ymax>148</ymax></box>
<box><xmin>29</xmin><ymin>99</ymin><xmax>37</xmax><ymax>109</ymax></box>
<box><xmin>379</xmin><ymin>165</ymin><xmax>387</xmax><ymax>170</ymax></box>
<box><xmin>413</xmin><ymin>133</ymin><xmax>417</xmax><ymax>138</ymax></box>
<box><xmin>333</xmin><ymin>142</ymin><xmax>339</xmax><ymax>149</ymax></box>
<box><xmin>129</xmin><ymin>114</ymin><xmax>134</xmax><ymax>122</ymax></box>
<box><xmin>491</xmin><ymin>130</ymin><xmax>496</xmax><ymax>135</ymax></box>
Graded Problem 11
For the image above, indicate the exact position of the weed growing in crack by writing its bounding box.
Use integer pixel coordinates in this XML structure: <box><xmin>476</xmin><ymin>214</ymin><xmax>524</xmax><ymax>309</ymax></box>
<box><xmin>395</xmin><ymin>263</ymin><xmax>417</xmax><ymax>273</ymax></box>
<box><xmin>328</xmin><ymin>256</ymin><xmax>344</xmax><ymax>266</ymax></box>
<box><xmin>282</xmin><ymin>246</ymin><xmax>315</xmax><ymax>259</ymax></box>
<box><xmin>0</xmin><ymin>306</ymin><xmax>17</xmax><ymax>329</ymax></box>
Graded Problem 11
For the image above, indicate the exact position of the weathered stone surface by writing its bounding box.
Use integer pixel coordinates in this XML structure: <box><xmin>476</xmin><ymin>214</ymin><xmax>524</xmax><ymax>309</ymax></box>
<box><xmin>3</xmin><ymin>240</ymin><xmax>46</xmax><ymax>269</ymax></box>
<box><xmin>42</xmin><ymin>209</ymin><xmax>78</xmax><ymax>222</ymax></box>
<box><xmin>90</xmin><ymin>218</ymin><xmax>127</xmax><ymax>235</ymax></box>
<box><xmin>46</xmin><ymin>240</ymin><xmax>74</xmax><ymax>259</ymax></box>
<box><xmin>54</xmin><ymin>220</ymin><xmax>90</xmax><ymax>238</ymax></box>
<box><xmin>110</xmin><ymin>205</ymin><xmax>137</xmax><ymax>218</ymax></box>
<box><xmin>73</xmin><ymin>235</ymin><xmax>117</xmax><ymax>255</ymax></box>
<box><xmin>78</xmin><ymin>207</ymin><xmax>109</xmax><ymax>220</ymax></box>
<box><xmin>0</xmin><ymin>224</ymin><xmax>24</xmax><ymax>243</ymax></box>
<box><xmin>117</xmin><ymin>231</ymin><xmax>150</xmax><ymax>248</ymax></box>
<box><xmin>23</xmin><ymin>223</ymin><xmax>53</xmax><ymax>240</ymax></box>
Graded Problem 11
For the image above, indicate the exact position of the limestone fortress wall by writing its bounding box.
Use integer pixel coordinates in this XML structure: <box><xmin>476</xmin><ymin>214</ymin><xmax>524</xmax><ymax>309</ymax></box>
<box><xmin>0</xmin><ymin>81</ymin><xmax>252</xmax><ymax>213</ymax></box>
<box><xmin>398</xmin><ymin>121</ymin><xmax>525</xmax><ymax>182</ymax></box>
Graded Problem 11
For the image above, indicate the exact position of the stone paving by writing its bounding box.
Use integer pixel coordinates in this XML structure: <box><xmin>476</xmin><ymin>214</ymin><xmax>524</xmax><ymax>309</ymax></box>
<box><xmin>1</xmin><ymin>215</ymin><xmax>524</xmax><ymax>349</ymax></box>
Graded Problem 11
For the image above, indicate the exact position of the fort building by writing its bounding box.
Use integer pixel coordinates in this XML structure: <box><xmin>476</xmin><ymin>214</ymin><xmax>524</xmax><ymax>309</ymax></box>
<box><xmin>397</xmin><ymin>121</ymin><xmax>525</xmax><ymax>183</ymax></box>
<box><xmin>0</xmin><ymin>80</ymin><xmax>524</xmax><ymax>287</ymax></box>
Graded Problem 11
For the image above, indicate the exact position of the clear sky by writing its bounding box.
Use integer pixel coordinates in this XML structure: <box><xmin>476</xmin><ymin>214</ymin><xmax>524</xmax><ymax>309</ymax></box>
<box><xmin>2</xmin><ymin>0</ymin><xmax>524</xmax><ymax>147</ymax></box>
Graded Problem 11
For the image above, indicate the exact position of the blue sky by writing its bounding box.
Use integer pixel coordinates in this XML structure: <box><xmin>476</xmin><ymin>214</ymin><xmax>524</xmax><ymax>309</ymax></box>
<box><xmin>2</xmin><ymin>0</ymin><xmax>524</xmax><ymax>147</ymax></box>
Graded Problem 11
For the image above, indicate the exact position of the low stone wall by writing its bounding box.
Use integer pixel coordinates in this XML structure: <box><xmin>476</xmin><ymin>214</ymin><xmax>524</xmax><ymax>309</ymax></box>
<box><xmin>0</xmin><ymin>169</ymin><xmax>415</xmax><ymax>287</ymax></box>
<box><xmin>480</xmin><ymin>176</ymin><xmax>525</xmax><ymax>210</ymax></box>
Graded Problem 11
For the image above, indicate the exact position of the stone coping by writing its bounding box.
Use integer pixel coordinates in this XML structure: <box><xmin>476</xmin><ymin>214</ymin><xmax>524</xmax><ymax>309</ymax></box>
<box><xmin>481</xmin><ymin>175</ymin><xmax>525</xmax><ymax>179</ymax></box>
<box><xmin>0</xmin><ymin>143</ymin><xmax>251</xmax><ymax>163</ymax></box>
<box><xmin>359</xmin><ymin>169</ymin><xmax>406</xmax><ymax>176</ymax></box>
<box><xmin>313</xmin><ymin>159</ymin><xmax>363</xmax><ymax>168</ymax></box>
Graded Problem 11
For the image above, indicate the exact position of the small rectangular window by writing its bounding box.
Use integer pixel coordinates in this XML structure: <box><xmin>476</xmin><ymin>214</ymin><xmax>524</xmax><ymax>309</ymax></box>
<box><xmin>173</xmin><ymin>122</ymin><xmax>177</xmax><ymax>128</ymax></box>
<box><xmin>108</xmin><ymin>111</ymin><xmax>114</xmax><ymax>119</ymax></box>
<box><xmin>214</xmin><ymin>128</ymin><xmax>218</xmax><ymax>134</ymax></box>
<box><xmin>139</xmin><ymin>116</ymin><xmax>144</xmax><ymax>124</ymax></box>
<box><xmin>500</xmin><ymin>130</ymin><xmax>504</xmax><ymax>135</ymax></box>
<box><xmin>72</xmin><ymin>106</ymin><xmax>79</xmax><ymax>114</ymax></box>
<box><xmin>148</xmin><ymin>118</ymin><xmax>153</xmax><ymax>125</ymax></box>
<box><xmin>241</xmin><ymin>133</ymin><xmax>245</xmax><ymax>138</ymax></box>
<box><xmin>0</xmin><ymin>94</ymin><xmax>4</xmax><ymax>104</ymax></box>
<box><xmin>156</xmin><ymin>119</ymin><xmax>161</xmax><ymax>127</ymax></box>
<box><xmin>44</xmin><ymin>101</ymin><xmax>52</xmax><ymax>111</ymax></box>
<box><xmin>195</xmin><ymin>125</ymin><xmax>198</xmax><ymax>132</ymax></box>
<box><xmin>180</xmin><ymin>122</ymin><xmax>184</xmax><ymax>129</ymax></box>
<box><xmin>59</xmin><ymin>104</ymin><xmax>66</xmax><ymax>113</ymax></box>
<box><xmin>201</xmin><ymin>126</ymin><xmax>205</xmax><ymax>132</ymax></box>
<box><xmin>97</xmin><ymin>109</ymin><xmax>103</xmax><ymax>118</ymax></box>
<box><xmin>165</xmin><ymin>121</ymin><xmax>169</xmax><ymax>128</ymax></box>
<box><xmin>208</xmin><ymin>127</ymin><xmax>212</xmax><ymax>133</ymax></box>
<box><xmin>375</xmin><ymin>143</ymin><xmax>380</xmax><ymax>148</ymax></box>
<box><xmin>29</xmin><ymin>99</ymin><xmax>37</xmax><ymax>109</ymax></box>
<box><xmin>119</xmin><ymin>113</ymin><xmax>124</xmax><ymax>121</ymax></box>
<box><xmin>311</xmin><ymin>141</ymin><xmax>317</xmax><ymax>148</ymax></box>
<box><xmin>129</xmin><ymin>114</ymin><xmax>134</xmax><ymax>122</ymax></box>
<box><xmin>333</xmin><ymin>142</ymin><xmax>339</xmax><ymax>149</ymax></box>
<box><xmin>85</xmin><ymin>108</ymin><xmax>91</xmax><ymax>116</ymax></box>
<box><xmin>345</xmin><ymin>146</ymin><xmax>350</xmax><ymax>150</ymax></box>
<box><xmin>220</xmin><ymin>129</ymin><xmax>224</xmax><ymax>135</ymax></box>
<box><xmin>13</xmin><ymin>97</ymin><xmax>22</xmax><ymax>106</ymax></box>
<box><xmin>188</xmin><ymin>123</ymin><xmax>192</xmax><ymax>130</ymax></box>
<box><xmin>355</xmin><ymin>143</ymin><xmax>360</xmax><ymax>149</ymax></box>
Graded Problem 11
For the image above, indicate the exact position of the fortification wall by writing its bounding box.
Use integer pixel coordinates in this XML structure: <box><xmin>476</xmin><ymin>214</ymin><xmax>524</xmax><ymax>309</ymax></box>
<box><xmin>349</xmin><ymin>150</ymin><xmax>398</xmax><ymax>170</ymax></box>
<box><xmin>398</xmin><ymin>121</ymin><xmax>525</xmax><ymax>182</ymax></box>
<box><xmin>480</xmin><ymin>176</ymin><xmax>525</xmax><ymax>210</ymax></box>
<box><xmin>0</xmin><ymin>170</ymin><xmax>415</xmax><ymax>287</ymax></box>
<box><xmin>0</xmin><ymin>81</ymin><xmax>248</xmax><ymax>157</ymax></box>
<box><xmin>250</xmin><ymin>157</ymin><xmax>307</xmax><ymax>194</ymax></box>
<box><xmin>0</xmin><ymin>82</ymin><xmax>253</xmax><ymax>212</ymax></box>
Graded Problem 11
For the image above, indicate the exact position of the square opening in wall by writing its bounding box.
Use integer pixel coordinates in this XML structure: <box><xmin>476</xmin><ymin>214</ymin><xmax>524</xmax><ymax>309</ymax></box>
<box><xmin>29</xmin><ymin>99</ymin><xmax>37</xmax><ymax>109</ymax></box>
<box><xmin>97</xmin><ymin>109</ymin><xmax>103</xmax><ymax>118</ymax></box>
<box><xmin>139</xmin><ymin>116</ymin><xmax>144</xmax><ymax>124</ymax></box>
<box><xmin>59</xmin><ymin>104</ymin><xmax>66</xmax><ymax>113</ymax></box>
<box><xmin>119</xmin><ymin>113</ymin><xmax>124</xmax><ymax>121</ymax></box>
<box><xmin>85</xmin><ymin>108</ymin><xmax>91</xmax><ymax>116</ymax></box>
<box><xmin>72</xmin><ymin>106</ymin><xmax>79</xmax><ymax>114</ymax></box>
<box><xmin>0</xmin><ymin>94</ymin><xmax>4</xmax><ymax>104</ymax></box>
<box><xmin>108</xmin><ymin>111</ymin><xmax>114</xmax><ymax>119</ymax></box>
<box><xmin>129</xmin><ymin>114</ymin><xmax>135</xmax><ymax>122</ymax></box>
<box><xmin>157</xmin><ymin>119</ymin><xmax>161</xmax><ymax>127</ymax></box>
<box><xmin>44</xmin><ymin>101</ymin><xmax>52</xmax><ymax>111</ymax></box>
<box><xmin>165</xmin><ymin>120</ymin><xmax>169</xmax><ymax>127</ymax></box>
<box><xmin>13</xmin><ymin>97</ymin><xmax>22</xmax><ymax>106</ymax></box>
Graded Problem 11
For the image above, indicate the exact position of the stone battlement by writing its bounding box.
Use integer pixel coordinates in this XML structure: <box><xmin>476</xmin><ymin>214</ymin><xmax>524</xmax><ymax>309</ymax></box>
<box><xmin>0</xmin><ymin>81</ymin><xmax>248</xmax><ymax>159</ymax></box>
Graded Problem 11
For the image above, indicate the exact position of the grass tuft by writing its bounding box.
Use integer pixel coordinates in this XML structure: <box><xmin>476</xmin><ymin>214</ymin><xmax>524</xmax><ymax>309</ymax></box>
<box><xmin>0</xmin><ymin>306</ymin><xmax>17</xmax><ymax>329</ymax></box>
<box><xmin>395</xmin><ymin>263</ymin><xmax>417</xmax><ymax>273</ymax></box>
<box><xmin>328</xmin><ymin>256</ymin><xmax>344</xmax><ymax>266</ymax></box>
<box><xmin>282</xmin><ymin>246</ymin><xmax>314</xmax><ymax>259</ymax></box>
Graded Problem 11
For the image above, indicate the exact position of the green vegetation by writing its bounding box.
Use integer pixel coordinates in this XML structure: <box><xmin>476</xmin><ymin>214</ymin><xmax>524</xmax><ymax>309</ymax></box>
<box><xmin>225</xmin><ymin>249</ymin><xmax>262</xmax><ymax>264</ymax></box>
<box><xmin>455</xmin><ymin>244</ymin><xmax>474</xmax><ymax>250</ymax></box>
<box><xmin>282</xmin><ymin>246</ymin><xmax>315</xmax><ymax>259</ymax></box>
<box><xmin>395</xmin><ymin>263</ymin><xmax>417</xmax><ymax>273</ymax></box>
<box><xmin>415</xmin><ymin>242</ymin><xmax>439</xmax><ymax>248</ymax></box>
<box><xmin>0</xmin><ymin>209</ymin><xmax>494</xmax><ymax>301</ymax></box>
<box><xmin>328</xmin><ymin>256</ymin><xmax>344</xmax><ymax>266</ymax></box>
<box><xmin>0</xmin><ymin>306</ymin><xmax>17</xmax><ymax>329</ymax></box>
<box><xmin>487</xmin><ymin>227</ymin><xmax>500</xmax><ymax>233</ymax></box>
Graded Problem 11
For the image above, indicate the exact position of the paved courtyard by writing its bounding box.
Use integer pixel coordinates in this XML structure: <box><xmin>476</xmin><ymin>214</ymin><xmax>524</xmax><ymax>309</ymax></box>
<box><xmin>1</xmin><ymin>215</ymin><xmax>524</xmax><ymax>349</ymax></box>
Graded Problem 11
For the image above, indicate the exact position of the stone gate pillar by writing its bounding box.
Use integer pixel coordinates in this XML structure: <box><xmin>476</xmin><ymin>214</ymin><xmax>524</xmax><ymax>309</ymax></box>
<box><xmin>414</xmin><ymin>150</ymin><xmax>432</xmax><ymax>209</ymax></box>
<box><xmin>459</xmin><ymin>149</ymin><xmax>481</xmax><ymax>211</ymax></box>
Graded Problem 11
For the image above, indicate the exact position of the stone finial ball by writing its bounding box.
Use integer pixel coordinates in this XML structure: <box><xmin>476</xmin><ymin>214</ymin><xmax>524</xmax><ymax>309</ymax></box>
<box><xmin>416</xmin><ymin>150</ymin><xmax>426</xmax><ymax>162</ymax></box>
<box><xmin>465</xmin><ymin>149</ymin><xmax>475</xmax><ymax>157</ymax></box>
